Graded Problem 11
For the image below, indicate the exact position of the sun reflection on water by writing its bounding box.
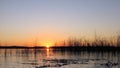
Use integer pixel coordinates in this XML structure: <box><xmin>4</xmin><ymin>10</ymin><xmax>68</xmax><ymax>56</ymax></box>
<box><xmin>46</xmin><ymin>47</ymin><xmax>50</xmax><ymax>59</ymax></box>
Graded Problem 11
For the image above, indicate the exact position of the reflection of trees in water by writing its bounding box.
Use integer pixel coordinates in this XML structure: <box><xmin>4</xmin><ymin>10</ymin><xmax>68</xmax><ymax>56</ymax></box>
<box><xmin>0</xmin><ymin>49</ymin><xmax>120</xmax><ymax>68</ymax></box>
<box><xmin>1</xmin><ymin>49</ymin><xmax>120</xmax><ymax>61</ymax></box>
<box><xmin>52</xmin><ymin>50</ymin><xmax>119</xmax><ymax>62</ymax></box>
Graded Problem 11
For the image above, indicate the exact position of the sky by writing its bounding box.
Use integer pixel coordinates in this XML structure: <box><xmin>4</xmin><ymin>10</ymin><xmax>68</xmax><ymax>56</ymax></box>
<box><xmin>0</xmin><ymin>0</ymin><xmax>120</xmax><ymax>46</ymax></box>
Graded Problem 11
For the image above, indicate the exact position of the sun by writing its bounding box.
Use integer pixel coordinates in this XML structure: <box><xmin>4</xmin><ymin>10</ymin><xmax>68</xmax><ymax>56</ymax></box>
<box><xmin>46</xmin><ymin>44</ymin><xmax>50</xmax><ymax>48</ymax></box>
<box><xmin>44</xmin><ymin>42</ymin><xmax>53</xmax><ymax>48</ymax></box>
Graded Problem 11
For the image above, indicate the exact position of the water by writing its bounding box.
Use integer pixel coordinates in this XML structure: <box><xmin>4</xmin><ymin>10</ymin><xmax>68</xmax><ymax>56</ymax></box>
<box><xmin>0</xmin><ymin>48</ymin><xmax>120</xmax><ymax>68</ymax></box>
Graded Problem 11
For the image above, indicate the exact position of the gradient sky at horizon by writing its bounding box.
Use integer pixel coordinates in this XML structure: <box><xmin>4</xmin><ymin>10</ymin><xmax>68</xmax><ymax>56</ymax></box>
<box><xmin>0</xmin><ymin>0</ymin><xmax>120</xmax><ymax>46</ymax></box>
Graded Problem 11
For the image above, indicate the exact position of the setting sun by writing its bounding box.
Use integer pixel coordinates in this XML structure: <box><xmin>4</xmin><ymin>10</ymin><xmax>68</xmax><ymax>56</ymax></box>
<box><xmin>46</xmin><ymin>45</ymin><xmax>50</xmax><ymax>48</ymax></box>
<box><xmin>43</xmin><ymin>41</ymin><xmax>53</xmax><ymax>47</ymax></box>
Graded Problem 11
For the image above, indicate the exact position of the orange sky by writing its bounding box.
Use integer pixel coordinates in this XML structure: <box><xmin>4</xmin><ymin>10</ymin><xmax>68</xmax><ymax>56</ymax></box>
<box><xmin>0</xmin><ymin>0</ymin><xmax>120</xmax><ymax>46</ymax></box>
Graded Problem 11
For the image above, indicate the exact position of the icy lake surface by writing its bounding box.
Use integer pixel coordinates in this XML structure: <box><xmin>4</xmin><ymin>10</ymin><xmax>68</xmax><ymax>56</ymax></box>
<box><xmin>0</xmin><ymin>48</ymin><xmax>120</xmax><ymax>68</ymax></box>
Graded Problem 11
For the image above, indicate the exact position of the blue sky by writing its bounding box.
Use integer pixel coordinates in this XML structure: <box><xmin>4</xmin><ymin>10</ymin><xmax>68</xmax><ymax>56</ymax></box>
<box><xmin>0</xmin><ymin>0</ymin><xmax>120</xmax><ymax>45</ymax></box>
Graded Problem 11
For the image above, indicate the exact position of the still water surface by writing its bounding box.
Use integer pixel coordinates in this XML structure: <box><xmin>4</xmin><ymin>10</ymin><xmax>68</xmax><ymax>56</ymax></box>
<box><xmin>0</xmin><ymin>48</ymin><xmax>120</xmax><ymax>68</ymax></box>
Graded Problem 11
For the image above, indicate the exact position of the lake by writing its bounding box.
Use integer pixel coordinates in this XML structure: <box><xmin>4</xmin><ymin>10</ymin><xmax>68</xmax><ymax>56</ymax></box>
<box><xmin>0</xmin><ymin>48</ymin><xmax>120</xmax><ymax>68</ymax></box>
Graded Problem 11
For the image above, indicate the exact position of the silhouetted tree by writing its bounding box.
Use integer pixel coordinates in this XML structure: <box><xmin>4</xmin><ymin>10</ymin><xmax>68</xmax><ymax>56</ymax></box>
<box><xmin>117</xmin><ymin>35</ymin><xmax>120</xmax><ymax>47</ymax></box>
